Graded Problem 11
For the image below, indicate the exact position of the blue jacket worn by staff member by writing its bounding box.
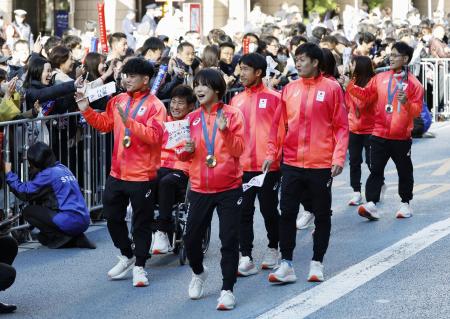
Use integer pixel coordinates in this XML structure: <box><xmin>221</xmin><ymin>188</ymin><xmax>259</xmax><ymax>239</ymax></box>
<box><xmin>6</xmin><ymin>163</ymin><xmax>90</xmax><ymax>236</ymax></box>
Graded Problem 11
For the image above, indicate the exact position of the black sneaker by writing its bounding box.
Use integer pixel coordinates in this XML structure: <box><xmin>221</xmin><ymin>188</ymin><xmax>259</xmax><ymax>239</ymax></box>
<box><xmin>0</xmin><ymin>302</ymin><xmax>17</xmax><ymax>313</ymax></box>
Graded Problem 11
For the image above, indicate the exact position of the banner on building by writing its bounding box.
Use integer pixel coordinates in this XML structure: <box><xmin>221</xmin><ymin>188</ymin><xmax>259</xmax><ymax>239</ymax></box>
<box><xmin>97</xmin><ymin>2</ymin><xmax>108</xmax><ymax>54</ymax></box>
<box><xmin>183</xmin><ymin>3</ymin><xmax>201</xmax><ymax>34</ymax></box>
<box><xmin>55</xmin><ymin>10</ymin><xmax>69</xmax><ymax>37</ymax></box>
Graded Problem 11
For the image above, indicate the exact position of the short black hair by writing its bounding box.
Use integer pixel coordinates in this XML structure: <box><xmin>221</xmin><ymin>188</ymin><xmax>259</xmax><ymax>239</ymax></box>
<box><xmin>193</xmin><ymin>68</ymin><xmax>226</xmax><ymax>100</ymax></box>
<box><xmin>239</xmin><ymin>53</ymin><xmax>267</xmax><ymax>77</ymax></box>
<box><xmin>27</xmin><ymin>142</ymin><xmax>57</xmax><ymax>170</ymax></box>
<box><xmin>177</xmin><ymin>42</ymin><xmax>194</xmax><ymax>54</ymax></box>
<box><xmin>359</xmin><ymin>32</ymin><xmax>376</xmax><ymax>45</ymax></box>
<box><xmin>321</xmin><ymin>35</ymin><xmax>338</xmax><ymax>45</ymax></box>
<box><xmin>312</xmin><ymin>26</ymin><xmax>328</xmax><ymax>40</ymax></box>
<box><xmin>171</xmin><ymin>84</ymin><xmax>196</xmax><ymax>104</ymax></box>
<box><xmin>121</xmin><ymin>57</ymin><xmax>154</xmax><ymax>77</ymax></box>
<box><xmin>290</xmin><ymin>35</ymin><xmax>307</xmax><ymax>48</ymax></box>
<box><xmin>392</xmin><ymin>41</ymin><xmax>414</xmax><ymax>63</ymax></box>
<box><xmin>217</xmin><ymin>34</ymin><xmax>233</xmax><ymax>45</ymax></box>
<box><xmin>62</xmin><ymin>35</ymin><xmax>82</xmax><ymax>50</ymax></box>
<box><xmin>295</xmin><ymin>42</ymin><xmax>324</xmax><ymax>66</ymax></box>
<box><xmin>44</xmin><ymin>36</ymin><xmax>61</xmax><ymax>57</ymax></box>
<box><xmin>142</xmin><ymin>37</ymin><xmax>165</xmax><ymax>55</ymax></box>
<box><xmin>108</xmin><ymin>32</ymin><xmax>127</xmax><ymax>47</ymax></box>
<box><xmin>219</xmin><ymin>42</ymin><xmax>235</xmax><ymax>51</ymax></box>
<box><xmin>261</xmin><ymin>35</ymin><xmax>279</xmax><ymax>45</ymax></box>
<box><xmin>243</xmin><ymin>33</ymin><xmax>259</xmax><ymax>43</ymax></box>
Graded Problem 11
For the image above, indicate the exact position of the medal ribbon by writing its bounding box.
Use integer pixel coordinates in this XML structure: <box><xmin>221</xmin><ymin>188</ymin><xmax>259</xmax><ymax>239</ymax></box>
<box><xmin>123</xmin><ymin>93</ymin><xmax>150</xmax><ymax>138</ymax></box>
<box><xmin>200</xmin><ymin>107</ymin><xmax>222</xmax><ymax>156</ymax></box>
<box><xmin>387</xmin><ymin>75</ymin><xmax>399</xmax><ymax>112</ymax></box>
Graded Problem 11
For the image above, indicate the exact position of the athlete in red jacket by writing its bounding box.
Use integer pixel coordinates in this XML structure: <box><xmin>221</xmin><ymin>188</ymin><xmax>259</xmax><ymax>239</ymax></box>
<box><xmin>344</xmin><ymin>56</ymin><xmax>378</xmax><ymax>206</ymax></box>
<box><xmin>177</xmin><ymin>68</ymin><xmax>244</xmax><ymax>310</ymax></box>
<box><xmin>151</xmin><ymin>85</ymin><xmax>195</xmax><ymax>255</ymax></box>
<box><xmin>76</xmin><ymin>58</ymin><xmax>167</xmax><ymax>288</ymax></box>
<box><xmin>230</xmin><ymin>53</ymin><xmax>282</xmax><ymax>276</ymax></box>
<box><xmin>264</xmin><ymin>43</ymin><xmax>349</xmax><ymax>284</ymax></box>
<box><xmin>347</xmin><ymin>42</ymin><xmax>424</xmax><ymax>220</ymax></box>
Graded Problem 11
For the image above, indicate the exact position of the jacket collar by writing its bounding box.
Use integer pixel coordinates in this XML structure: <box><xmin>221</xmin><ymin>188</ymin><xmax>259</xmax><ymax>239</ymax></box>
<box><xmin>201</xmin><ymin>102</ymin><xmax>223</xmax><ymax>114</ymax></box>
<box><xmin>244</xmin><ymin>81</ymin><xmax>265</xmax><ymax>94</ymax></box>
<box><xmin>127</xmin><ymin>88</ymin><xmax>151</xmax><ymax>99</ymax></box>
<box><xmin>301</xmin><ymin>73</ymin><xmax>323</xmax><ymax>86</ymax></box>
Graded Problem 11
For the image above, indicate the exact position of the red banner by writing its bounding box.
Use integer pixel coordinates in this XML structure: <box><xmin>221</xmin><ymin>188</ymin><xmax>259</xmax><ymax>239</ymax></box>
<box><xmin>97</xmin><ymin>2</ymin><xmax>108</xmax><ymax>54</ymax></box>
<box><xmin>243</xmin><ymin>37</ymin><xmax>250</xmax><ymax>55</ymax></box>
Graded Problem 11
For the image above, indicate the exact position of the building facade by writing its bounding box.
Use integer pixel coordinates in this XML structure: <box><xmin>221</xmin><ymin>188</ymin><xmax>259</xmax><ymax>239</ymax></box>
<box><xmin>0</xmin><ymin>0</ymin><xmax>448</xmax><ymax>39</ymax></box>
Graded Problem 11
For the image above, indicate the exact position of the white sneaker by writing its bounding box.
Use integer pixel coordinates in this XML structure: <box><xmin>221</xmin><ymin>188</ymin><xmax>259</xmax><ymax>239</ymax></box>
<box><xmin>152</xmin><ymin>231</ymin><xmax>171</xmax><ymax>254</ymax></box>
<box><xmin>296</xmin><ymin>211</ymin><xmax>314</xmax><ymax>229</ymax></box>
<box><xmin>216</xmin><ymin>290</ymin><xmax>236</xmax><ymax>310</ymax></box>
<box><xmin>132</xmin><ymin>266</ymin><xmax>149</xmax><ymax>287</ymax></box>
<box><xmin>107</xmin><ymin>255</ymin><xmax>136</xmax><ymax>280</ymax></box>
<box><xmin>237</xmin><ymin>256</ymin><xmax>258</xmax><ymax>276</ymax></box>
<box><xmin>268</xmin><ymin>260</ymin><xmax>297</xmax><ymax>283</ymax></box>
<box><xmin>358</xmin><ymin>202</ymin><xmax>380</xmax><ymax>220</ymax></box>
<box><xmin>348</xmin><ymin>192</ymin><xmax>363</xmax><ymax>206</ymax></box>
<box><xmin>396</xmin><ymin>203</ymin><xmax>413</xmax><ymax>219</ymax></box>
<box><xmin>188</xmin><ymin>267</ymin><xmax>208</xmax><ymax>300</ymax></box>
<box><xmin>261</xmin><ymin>248</ymin><xmax>279</xmax><ymax>269</ymax></box>
<box><xmin>307</xmin><ymin>261</ymin><xmax>324</xmax><ymax>282</ymax></box>
<box><xmin>380</xmin><ymin>184</ymin><xmax>387</xmax><ymax>202</ymax></box>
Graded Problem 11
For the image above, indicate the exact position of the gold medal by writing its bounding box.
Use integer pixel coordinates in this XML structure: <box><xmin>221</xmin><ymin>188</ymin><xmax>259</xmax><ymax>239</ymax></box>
<box><xmin>385</xmin><ymin>104</ymin><xmax>393</xmax><ymax>114</ymax></box>
<box><xmin>205</xmin><ymin>154</ymin><xmax>217</xmax><ymax>168</ymax></box>
<box><xmin>123</xmin><ymin>135</ymin><xmax>131</xmax><ymax>148</ymax></box>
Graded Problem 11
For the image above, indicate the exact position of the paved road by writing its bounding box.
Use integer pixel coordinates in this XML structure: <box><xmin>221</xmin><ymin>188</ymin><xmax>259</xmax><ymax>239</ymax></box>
<box><xmin>4</xmin><ymin>122</ymin><xmax>450</xmax><ymax>319</ymax></box>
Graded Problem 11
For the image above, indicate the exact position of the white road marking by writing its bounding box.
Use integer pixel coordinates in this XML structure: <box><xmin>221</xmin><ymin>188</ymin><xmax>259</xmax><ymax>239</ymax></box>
<box><xmin>257</xmin><ymin>217</ymin><xmax>450</xmax><ymax>319</ymax></box>
<box><xmin>432</xmin><ymin>159</ymin><xmax>450</xmax><ymax>176</ymax></box>
<box><xmin>416</xmin><ymin>184</ymin><xmax>450</xmax><ymax>200</ymax></box>
<box><xmin>385</xmin><ymin>158</ymin><xmax>448</xmax><ymax>175</ymax></box>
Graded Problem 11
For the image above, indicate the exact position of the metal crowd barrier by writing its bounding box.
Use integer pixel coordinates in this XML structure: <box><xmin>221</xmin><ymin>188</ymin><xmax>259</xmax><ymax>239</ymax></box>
<box><xmin>0</xmin><ymin>111</ymin><xmax>111</xmax><ymax>240</ymax></box>
<box><xmin>419</xmin><ymin>58</ymin><xmax>450</xmax><ymax>122</ymax></box>
<box><xmin>0</xmin><ymin>87</ymin><xmax>246</xmax><ymax>242</ymax></box>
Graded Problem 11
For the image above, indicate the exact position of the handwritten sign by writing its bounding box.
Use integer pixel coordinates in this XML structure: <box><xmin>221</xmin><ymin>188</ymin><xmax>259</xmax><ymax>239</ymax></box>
<box><xmin>164</xmin><ymin>119</ymin><xmax>190</xmax><ymax>149</ymax></box>
<box><xmin>242</xmin><ymin>173</ymin><xmax>267</xmax><ymax>192</ymax></box>
<box><xmin>86</xmin><ymin>82</ymin><xmax>116</xmax><ymax>103</ymax></box>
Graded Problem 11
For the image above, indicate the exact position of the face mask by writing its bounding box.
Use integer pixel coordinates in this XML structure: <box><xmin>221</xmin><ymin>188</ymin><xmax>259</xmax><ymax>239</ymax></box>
<box><xmin>16</xmin><ymin>17</ymin><xmax>25</xmax><ymax>24</ymax></box>
<box><xmin>72</xmin><ymin>49</ymin><xmax>84</xmax><ymax>61</ymax></box>
<box><xmin>248</xmin><ymin>43</ymin><xmax>257</xmax><ymax>53</ymax></box>
<box><xmin>0</xmin><ymin>19</ymin><xmax>3</xmax><ymax>28</ymax></box>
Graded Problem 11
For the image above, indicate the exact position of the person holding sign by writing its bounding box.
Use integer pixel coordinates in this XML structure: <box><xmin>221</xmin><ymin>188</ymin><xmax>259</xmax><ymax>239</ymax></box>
<box><xmin>346</xmin><ymin>42</ymin><xmax>424</xmax><ymax>220</ymax></box>
<box><xmin>263</xmin><ymin>43</ymin><xmax>349</xmax><ymax>284</ymax></box>
<box><xmin>177</xmin><ymin>69</ymin><xmax>245</xmax><ymax>310</ymax></box>
<box><xmin>75</xmin><ymin>57</ymin><xmax>167</xmax><ymax>287</ymax></box>
<box><xmin>230</xmin><ymin>53</ymin><xmax>282</xmax><ymax>276</ymax></box>
<box><xmin>152</xmin><ymin>85</ymin><xmax>195</xmax><ymax>254</ymax></box>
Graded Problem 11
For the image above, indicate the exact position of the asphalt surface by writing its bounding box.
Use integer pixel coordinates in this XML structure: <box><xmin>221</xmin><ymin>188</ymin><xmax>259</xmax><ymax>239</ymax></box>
<box><xmin>3</xmin><ymin>121</ymin><xmax>450</xmax><ymax>319</ymax></box>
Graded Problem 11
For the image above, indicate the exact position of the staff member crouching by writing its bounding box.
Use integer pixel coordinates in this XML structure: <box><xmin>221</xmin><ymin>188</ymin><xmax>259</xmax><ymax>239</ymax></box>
<box><xmin>152</xmin><ymin>85</ymin><xmax>195</xmax><ymax>254</ymax></box>
<box><xmin>177</xmin><ymin>68</ymin><xmax>245</xmax><ymax>310</ymax></box>
<box><xmin>5</xmin><ymin>142</ymin><xmax>94</xmax><ymax>249</ymax></box>
<box><xmin>75</xmin><ymin>57</ymin><xmax>167</xmax><ymax>287</ymax></box>
<box><xmin>230</xmin><ymin>53</ymin><xmax>282</xmax><ymax>275</ymax></box>
<box><xmin>264</xmin><ymin>43</ymin><xmax>349</xmax><ymax>283</ymax></box>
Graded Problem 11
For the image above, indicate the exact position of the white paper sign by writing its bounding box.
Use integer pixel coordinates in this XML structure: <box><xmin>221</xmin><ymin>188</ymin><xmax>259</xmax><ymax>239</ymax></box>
<box><xmin>342</xmin><ymin>47</ymin><xmax>353</xmax><ymax>73</ymax></box>
<box><xmin>242</xmin><ymin>173</ymin><xmax>267</xmax><ymax>192</ymax></box>
<box><xmin>86</xmin><ymin>82</ymin><xmax>116</xmax><ymax>103</ymax></box>
<box><xmin>164</xmin><ymin>119</ymin><xmax>190</xmax><ymax>149</ymax></box>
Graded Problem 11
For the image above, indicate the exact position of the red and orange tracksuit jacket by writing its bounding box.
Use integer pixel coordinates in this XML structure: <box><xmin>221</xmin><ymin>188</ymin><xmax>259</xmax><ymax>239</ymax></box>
<box><xmin>177</xmin><ymin>102</ymin><xmax>245</xmax><ymax>194</ymax></box>
<box><xmin>230</xmin><ymin>82</ymin><xmax>282</xmax><ymax>172</ymax></box>
<box><xmin>82</xmin><ymin>89</ymin><xmax>167</xmax><ymax>181</ymax></box>
<box><xmin>161</xmin><ymin>115</ymin><xmax>190</xmax><ymax>175</ymax></box>
<box><xmin>267</xmin><ymin>74</ymin><xmax>349</xmax><ymax>169</ymax></box>
<box><xmin>346</xmin><ymin>70</ymin><xmax>424</xmax><ymax>140</ymax></box>
<box><xmin>345</xmin><ymin>79</ymin><xmax>376</xmax><ymax>135</ymax></box>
